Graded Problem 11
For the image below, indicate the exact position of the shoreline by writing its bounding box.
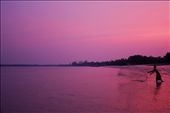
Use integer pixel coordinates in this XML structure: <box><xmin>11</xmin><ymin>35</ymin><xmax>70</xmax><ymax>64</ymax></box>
<box><xmin>1</xmin><ymin>64</ymin><xmax>170</xmax><ymax>67</ymax></box>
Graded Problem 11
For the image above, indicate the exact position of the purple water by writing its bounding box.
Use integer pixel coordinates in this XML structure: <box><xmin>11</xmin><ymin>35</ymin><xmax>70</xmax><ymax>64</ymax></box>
<box><xmin>1</xmin><ymin>66</ymin><xmax>170</xmax><ymax>113</ymax></box>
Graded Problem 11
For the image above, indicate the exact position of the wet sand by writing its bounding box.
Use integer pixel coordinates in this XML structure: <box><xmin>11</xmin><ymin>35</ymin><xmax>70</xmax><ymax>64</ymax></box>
<box><xmin>1</xmin><ymin>65</ymin><xmax>170</xmax><ymax>113</ymax></box>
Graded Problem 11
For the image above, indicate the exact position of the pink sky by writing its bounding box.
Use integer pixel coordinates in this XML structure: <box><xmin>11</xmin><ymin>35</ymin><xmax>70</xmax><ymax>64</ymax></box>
<box><xmin>1</xmin><ymin>1</ymin><xmax>169</xmax><ymax>64</ymax></box>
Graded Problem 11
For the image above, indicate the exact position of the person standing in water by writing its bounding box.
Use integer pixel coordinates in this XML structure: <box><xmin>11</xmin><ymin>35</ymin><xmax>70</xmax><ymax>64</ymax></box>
<box><xmin>148</xmin><ymin>65</ymin><xmax>164</xmax><ymax>87</ymax></box>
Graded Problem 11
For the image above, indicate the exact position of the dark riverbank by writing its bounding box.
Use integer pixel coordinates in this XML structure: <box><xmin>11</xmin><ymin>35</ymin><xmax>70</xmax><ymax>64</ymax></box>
<box><xmin>1</xmin><ymin>52</ymin><xmax>170</xmax><ymax>67</ymax></box>
<box><xmin>71</xmin><ymin>52</ymin><xmax>170</xmax><ymax>66</ymax></box>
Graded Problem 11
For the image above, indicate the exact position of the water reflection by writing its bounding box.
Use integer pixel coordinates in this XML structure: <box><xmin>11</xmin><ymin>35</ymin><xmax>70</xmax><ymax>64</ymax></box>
<box><xmin>1</xmin><ymin>66</ymin><xmax>170</xmax><ymax>113</ymax></box>
<box><xmin>153</xmin><ymin>82</ymin><xmax>162</xmax><ymax>101</ymax></box>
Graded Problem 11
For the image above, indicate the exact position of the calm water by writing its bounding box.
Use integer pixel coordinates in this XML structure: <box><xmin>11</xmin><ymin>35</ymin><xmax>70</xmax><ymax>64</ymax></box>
<box><xmin>1</xmin><ymin>66</ymin><xmax>170</xmax><ymax>113</ymax></box>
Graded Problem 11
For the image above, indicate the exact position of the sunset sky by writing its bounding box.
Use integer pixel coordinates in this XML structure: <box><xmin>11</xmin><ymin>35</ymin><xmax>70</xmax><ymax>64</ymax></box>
<box><xmin>1</xmin><ymin>1</ymin><xmax>169</xmax><ymax>64</ymax></box>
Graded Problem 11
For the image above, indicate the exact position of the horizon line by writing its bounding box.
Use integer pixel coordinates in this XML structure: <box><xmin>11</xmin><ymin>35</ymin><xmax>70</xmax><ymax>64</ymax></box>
<box><xmin>1</xmin><ymin>52</ymin><xmax>169</xmax><ymax>66</ymax></box>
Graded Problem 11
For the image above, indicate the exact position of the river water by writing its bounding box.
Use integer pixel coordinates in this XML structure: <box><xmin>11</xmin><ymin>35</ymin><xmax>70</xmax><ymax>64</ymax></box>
<box><xmin>1</xmin><ymin>66</ymin><xmax>170</xmax><ymax>113</ymax></box>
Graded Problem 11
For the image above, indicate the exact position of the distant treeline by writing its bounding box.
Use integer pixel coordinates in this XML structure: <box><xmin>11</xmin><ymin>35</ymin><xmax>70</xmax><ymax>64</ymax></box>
<box><xmin>71</xmin><ymin>52</ymin><xmax>170</xmax><ymax>66</ymax></box>
<box><xmin>0</xmin><ymin>64</ymin><xmax>69</xmax><ymax>67</ymax></box>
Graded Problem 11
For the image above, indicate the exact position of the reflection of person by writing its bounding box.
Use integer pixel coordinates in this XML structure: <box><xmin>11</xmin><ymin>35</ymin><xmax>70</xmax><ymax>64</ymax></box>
<box><xmin>148</xmin><ymin>65</ymin><xmax>164</xmax><ymax>87</ymax></box>
<box><xmin>153</xmin><ymin>84</ymin><xmax>161</xmax><ymax>101</ymax></box>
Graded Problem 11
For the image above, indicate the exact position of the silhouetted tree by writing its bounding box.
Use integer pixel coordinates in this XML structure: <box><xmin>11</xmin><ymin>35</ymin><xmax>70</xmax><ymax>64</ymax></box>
<box><xmin>128</xmin><ymin>55</ymin><xmax>145</xmax><ymax>65</ymax></box>
<box><xmin>71</xmin><ymin>52</ymin><xmax>170</xmax><ymax>66</ymax></box>
<box><xmin>72</xmin><ymin>61</ymin><xmax>78</xmax><ymax>66</ymax></box>
<box><xmin>164</xmin><ymin>52</ymin><xmax>170</xmax><ymax>63</ymax></box>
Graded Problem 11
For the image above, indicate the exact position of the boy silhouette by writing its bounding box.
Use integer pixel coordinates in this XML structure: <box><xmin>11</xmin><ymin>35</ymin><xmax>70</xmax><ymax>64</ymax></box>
<box><xmin>148</xmin><ymin>65</ymin><xmax>164</xmax><ymax>87</ymax></box>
